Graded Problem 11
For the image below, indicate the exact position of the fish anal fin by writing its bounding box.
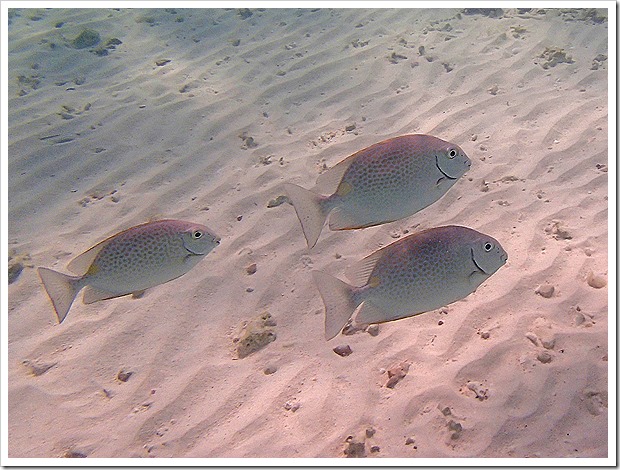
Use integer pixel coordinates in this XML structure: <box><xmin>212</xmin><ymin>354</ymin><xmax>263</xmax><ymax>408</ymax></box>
<box><xmin>83</xmin><ymin>286</ymin><xmax>129</xmax><ymax>304</ymax></box>
<box><xmin>355</xmin><ymin>300</ymin><xmax>391</xmax><ymax>325</ymax></box>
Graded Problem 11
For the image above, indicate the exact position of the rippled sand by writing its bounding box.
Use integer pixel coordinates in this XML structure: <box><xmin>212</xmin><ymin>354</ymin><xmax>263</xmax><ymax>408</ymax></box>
<box><xmin>7</xmin><ymin>7</ymin><xmax>609</xmax><ymax>460</ymax></box>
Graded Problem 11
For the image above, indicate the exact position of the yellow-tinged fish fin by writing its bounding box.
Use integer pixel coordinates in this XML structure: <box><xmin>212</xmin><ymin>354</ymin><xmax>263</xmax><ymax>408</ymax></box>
<box><xmin>335</xmin><ymin>181</ymin><xmax>353</xmax><ymax>196</ymax></box>
<box><xmin>329</xmin><ymin>209</ymin><xmax>397</xmax><ymax>231</ymax></box>
<box><xmin>355</xmin><ymin>300</ymin><xmax>391</xmax><ymax>325</ymax></box>
<box><xmin>284</xmin><ymin>183</ymin><xmax>329</xmax><ymax>249</ymax></box>
<box><xmin>344</xmin><ymin>250</ymin><xmax>384</xmax><ymax>286</ymax></box>
<box><xmin>67</xmin><ymin>239</ymin><xmax>111</xmax><ymax>275</ymax></box>
<box><xmin>37</xmin><ymin>267</ymin><xmax>82</xmax><ymax>323</ymax></box>
<box><xmin>83</xmin><ymin>286</ymin><xmax>128</xmax><ymax>304</ymax></box>
<box><xmin>327</xmin><ymin>207</ymin><xmax>358</xmax><ymax>231</ymax></box>
<box><xmin>314</xmin><ymin>156</ymin><xmax>357</xmax><ymax>195</ymax></box>
<box><xmin>312</xmin><ymin>271</ymin><xmax>359</xmax><ymax>340</ymax></box>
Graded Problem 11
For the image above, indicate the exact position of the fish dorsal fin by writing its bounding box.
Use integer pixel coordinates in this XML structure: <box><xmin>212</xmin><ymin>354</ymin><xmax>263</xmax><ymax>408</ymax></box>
<box><xmin>344</xmin><ymin>249</ymin><xmax>384</xmax><ymax>287</ymax></box>
<box><xmin>67</xmin><ymin>238</ymin><xmax>112</xmax><ymax>275</ymax></box>
<box><xmin>314</xmin><ymin>153</ymin><xmax>357</xmax><ymax>195</ymax></box>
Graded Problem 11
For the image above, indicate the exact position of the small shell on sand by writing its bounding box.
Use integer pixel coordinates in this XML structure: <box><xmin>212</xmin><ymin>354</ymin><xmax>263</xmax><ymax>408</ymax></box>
<box><xmin>232</xmin><ymin>312</ymin><xmax>277</xmax><ymax>359</ymax></box>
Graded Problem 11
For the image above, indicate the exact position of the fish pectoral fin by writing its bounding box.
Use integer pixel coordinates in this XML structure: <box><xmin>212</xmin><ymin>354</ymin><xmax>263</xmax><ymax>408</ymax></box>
<box><xmin>83</xmin><ymin>286</ymin><xmax>128</xmax><ymax>304</ymax></box>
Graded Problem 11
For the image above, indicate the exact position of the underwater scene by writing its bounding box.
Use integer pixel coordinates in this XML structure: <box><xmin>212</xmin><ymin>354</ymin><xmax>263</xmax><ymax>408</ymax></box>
<box><xmin>6</xmin><ymin>7</ymin><xmax>609</xmax><ymax>460</ymax></box>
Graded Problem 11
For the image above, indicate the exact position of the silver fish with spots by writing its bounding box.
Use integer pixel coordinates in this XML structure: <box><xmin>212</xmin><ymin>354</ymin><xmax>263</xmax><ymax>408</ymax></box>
<box><xmin>313</xmin><ymin>226</ymin><xmax>507</xmax><ymax>340</ymax></box>
<box><xmin>285</xmin><ymin>134</ymin><xmax>471</xmax><ymax>248</ymax></box>
<box><xmin>38</xmin><ymin>219</ymin><xmax>220</xmax><ymax>323</ymax></box>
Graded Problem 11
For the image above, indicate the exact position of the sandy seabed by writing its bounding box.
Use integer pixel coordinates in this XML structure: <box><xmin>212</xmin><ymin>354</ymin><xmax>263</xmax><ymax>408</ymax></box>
<box><xmin>6</xmin><ymin>6</ymin><xmax>611</xmax><ymax>460</ymax></box>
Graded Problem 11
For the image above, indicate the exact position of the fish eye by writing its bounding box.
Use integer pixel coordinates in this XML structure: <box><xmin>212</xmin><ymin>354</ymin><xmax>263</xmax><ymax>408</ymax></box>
<box><xmin>484</xmin><ymin>242</ymin><xmax>493</xmax><ymax>252</ymax></box>
<box><xmin>193</xmin><ymin>230</ymin><xmax>203</xmax><ymax>239</ymax></box>
<box><xmin>448</xmin><ymin>149</ymin><xmax>457</xmax><ymax>159</ymax></box>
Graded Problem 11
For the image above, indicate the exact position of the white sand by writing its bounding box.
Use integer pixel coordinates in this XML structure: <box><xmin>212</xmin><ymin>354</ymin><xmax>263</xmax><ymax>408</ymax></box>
<box><xmin>5</xmin><ymin>6</ymin><xmax>611</xmax><ymax>461</ymax></box>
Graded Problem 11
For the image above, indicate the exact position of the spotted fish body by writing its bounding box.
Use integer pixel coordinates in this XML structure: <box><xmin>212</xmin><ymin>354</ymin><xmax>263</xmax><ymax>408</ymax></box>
<box><xmin>285</xmin><ymin>134</ymin><xmax>471</xmax><ymax>248</ymax></box>
<box><xmin>38</xmin><ymin>220</ymin><xmax>220</xmax><ymax>323</ymax></box>
<box><xmin>313</xmin><ymin>226</ymin><xmax>507</xmax><ymax>340</ymax></box>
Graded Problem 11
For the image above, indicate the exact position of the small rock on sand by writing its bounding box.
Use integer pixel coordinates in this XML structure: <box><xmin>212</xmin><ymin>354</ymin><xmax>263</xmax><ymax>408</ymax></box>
<box><xmin>263</xmin><ymin>365</ymin><xmax>277</xmax><ymax>375</ymax></box>
<box><xmin>537</xmin><ymin>351</ymin><xmax>553</xmax><ymax>363</ymax></box>
<box><xmin>117</xmin><ymin>369</ymin><xmax>133</xmax><ymax>382</ymax></box>
<box><xmin>284</xmin><ymin>400</ymin><xmax>300</xmax><ymax>412</ymax></box>
<box><xmin>535</xmin><ymin>284</ymin><xmax>555</xmax><ymax>298</ymax></box>
<box><xmin>448</xmin><ymin>420</ymin><xmax>463</xmax><ymax>440</ymax></box>
<box><xmin>62</xmin><ymin>449</ymin><xmax>87</xmax><ymax>458</ymax></box>
<box><xmin>537</xmin><ymin>47</ymin><xmax>574</xmax><ymax>69</ymax></box>
<box><xmin>232</xmin><ymin>312</ymin><xmax>277</xmax><ymax>359</ymax></box>
<box><xmin>586</xmin><ymin>271</ymin><xmax>607</xmax><ymax>289</ymax></box>
<box><xmin>385</xmin><ymin>361</ymin><xmax>411</xmax><ymax>388</ymax></box>
<box><xmin>333</xmin><ymin>345</ymin><xmax>353</xmax><ymax>357</ymax></box>
<box><xmin>366</xmin><ymin>324</ymin><xmax>380</xmax><ymax>336</ymax></box>
<box><xmin>344</xmin><ymin>433</ymin><xmax>366</xmax><ymax>458</ymax></box>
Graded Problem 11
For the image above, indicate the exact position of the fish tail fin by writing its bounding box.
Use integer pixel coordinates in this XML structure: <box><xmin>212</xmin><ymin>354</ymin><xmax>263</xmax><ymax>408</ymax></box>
<box><xmin>37</xmin><ymin>267</ymin><xmax>81</xmax><ymax>323</ymax></box>
<box><xmin>312</xmin><ymin>271</ymin><xmax>359</xmax><ymax>340</ymax></box>
<box><xmin>284</xmin><ymin>183</ymin><xmax>329</xmax><ymax>249</ymax></box>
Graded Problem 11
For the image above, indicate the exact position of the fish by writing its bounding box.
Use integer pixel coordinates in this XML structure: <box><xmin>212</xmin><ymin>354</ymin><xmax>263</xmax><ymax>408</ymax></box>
<box><xmin>38</xmin><ymin>219</ymin><xmax>220</xmax><ymax>323</ymax></box>
<box><xmin>312</xmin><ymin>225</ymin><xmax>507</xmax><ymax>340</ymax></box>
<box><xmin>285</xmin><ymin>134</ymin><xmax>471</xmax><ymax>248</ymax></box>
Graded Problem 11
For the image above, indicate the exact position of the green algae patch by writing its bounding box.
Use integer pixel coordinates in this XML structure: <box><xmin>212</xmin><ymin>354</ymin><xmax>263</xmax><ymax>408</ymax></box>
<box><xmin>72</xmin><ymin>29</ymin><xmax>101</xmax><ymax>49</ymax></box>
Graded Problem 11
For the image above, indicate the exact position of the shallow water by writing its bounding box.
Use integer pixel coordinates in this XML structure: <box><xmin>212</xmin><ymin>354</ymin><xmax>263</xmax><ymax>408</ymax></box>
<box><xmin>7</xmin><ymin>7</ymin><xmax>609</xmax><ymax>460</ymax></box>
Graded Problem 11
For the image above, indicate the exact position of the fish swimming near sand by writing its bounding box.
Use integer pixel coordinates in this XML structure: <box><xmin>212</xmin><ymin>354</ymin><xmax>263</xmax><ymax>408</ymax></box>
<box><xmin>313</xmin><ymin>225</ymin><xmax>507</xmax><ymax>340</ymax></box>
<box><xmin>285</xmin><ymin>134</ymin><xmax>471</xmax><ymax>248</ymax></box>
<box><xmin>38</xmin><ymin>219</ymin><xmax>220</xmax><ymax>323</ymax></box>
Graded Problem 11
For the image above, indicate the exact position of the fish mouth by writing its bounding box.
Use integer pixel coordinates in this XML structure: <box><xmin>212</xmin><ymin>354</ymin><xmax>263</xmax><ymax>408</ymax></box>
<box><xmin>471</xmin><ymin>248</ymin><xmax>487</xmax><ymax>274</ymax></box>
<box><xmin>184</xmin><ymin>247</ymin><xmax>205</xmax><ymax>256</ymax></box>
<box><xmin>435</xmin><ymin>155</ymin><xmax>458</xmax><ymax>183</ymax></box>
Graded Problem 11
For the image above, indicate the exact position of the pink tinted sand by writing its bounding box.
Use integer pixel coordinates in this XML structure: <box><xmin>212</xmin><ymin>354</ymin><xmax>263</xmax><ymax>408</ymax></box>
<box><xmin>6</xmin><ymin>7</ymin><xmax>610</xmax><ymax>460</ymax></box>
